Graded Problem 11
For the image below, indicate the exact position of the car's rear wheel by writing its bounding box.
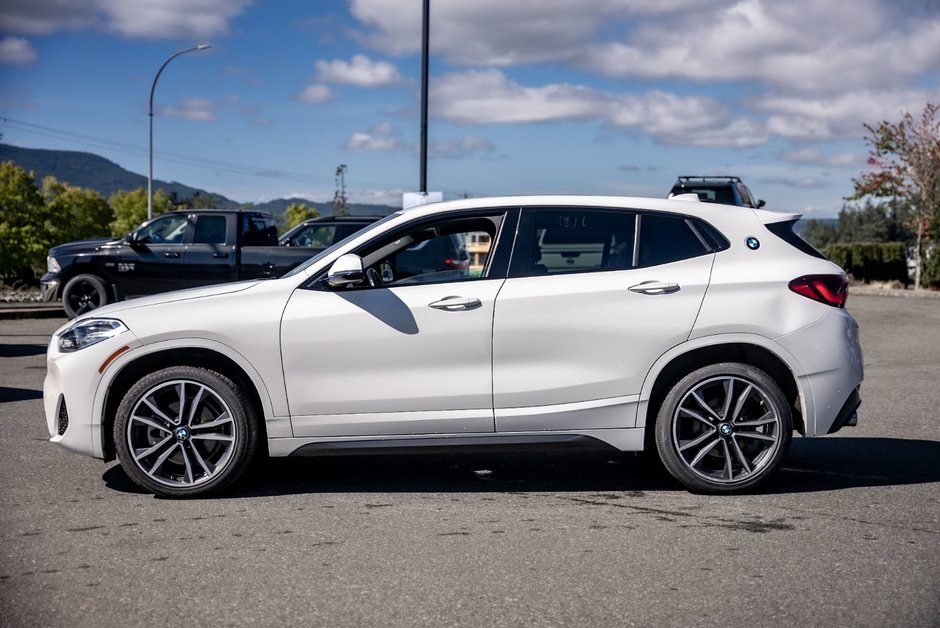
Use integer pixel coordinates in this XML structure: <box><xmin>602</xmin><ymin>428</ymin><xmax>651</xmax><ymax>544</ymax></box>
<box><xmin>114</xmin><ymin>366</ymin><xmax>258</xmax><ymax>498</ymax></box>
<box><xmin>655</xmin><ymin>362</ymin><xmax>792</xmax><ymax>494</ymax></box>
<box><xmin>62</xmin><ymin>273</ymin><xmax>109</xmax><ymax>318</ymax></box>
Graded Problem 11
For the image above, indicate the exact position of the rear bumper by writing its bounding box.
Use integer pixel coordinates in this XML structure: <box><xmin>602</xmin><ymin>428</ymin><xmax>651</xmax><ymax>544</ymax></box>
<box><xmin>827</xmin><ymin>387</ymin><xmax>861</xmax><ymax>434</ymax></box>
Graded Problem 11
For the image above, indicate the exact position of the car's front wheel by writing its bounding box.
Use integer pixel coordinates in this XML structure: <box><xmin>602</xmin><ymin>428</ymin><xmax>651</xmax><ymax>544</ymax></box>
<box><xmin>62</xmin><ymin>273</ymin><xmax>109</xmax><ymax>318</ymax></box>
<box><xmin>114</xmin><ymin>366</ymin><xmax>259</xmax><ymax>498</ymax></box>
<box><xmin>655</xmin><ymin>362</ymin><xmax>792</xmax><ymax>494</ymax></box>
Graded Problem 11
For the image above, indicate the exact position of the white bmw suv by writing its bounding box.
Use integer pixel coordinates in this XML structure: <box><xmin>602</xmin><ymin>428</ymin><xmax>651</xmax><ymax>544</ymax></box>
<box><xmin>44</xmin><ymin>196</ymin><xmax>863</xmax><ymax>497</ymax></box>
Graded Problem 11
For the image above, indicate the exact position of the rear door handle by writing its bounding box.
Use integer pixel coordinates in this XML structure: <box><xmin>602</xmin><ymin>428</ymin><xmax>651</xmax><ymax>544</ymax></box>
<box><xmin>628</xmin><ymin>281</ymin><xmax>680</xmax><ymax>295</ymax></box>
<box><xmin>163</xmin><ymin>252</ymin><xmax>181</xmax><ymax>258</ymax></box>
<box><xmin>428</xmin><ymin>296</ymin><xmax>482</xmax><ymax>311</ymax></box>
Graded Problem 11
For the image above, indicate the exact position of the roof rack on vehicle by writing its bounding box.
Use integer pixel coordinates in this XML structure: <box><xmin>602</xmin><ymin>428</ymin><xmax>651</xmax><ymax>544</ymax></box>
<box><xmin>676</xmin><ymin>176</ymin><xmax>743</xmax><ymax>183</ymax></box>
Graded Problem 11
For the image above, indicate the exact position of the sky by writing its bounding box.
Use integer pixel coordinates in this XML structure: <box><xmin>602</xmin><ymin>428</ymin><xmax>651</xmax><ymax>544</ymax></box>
<box><xmin>0</xmin><ymin>0</ymin><xmax>938</xmax><ymax>216</ymax></box>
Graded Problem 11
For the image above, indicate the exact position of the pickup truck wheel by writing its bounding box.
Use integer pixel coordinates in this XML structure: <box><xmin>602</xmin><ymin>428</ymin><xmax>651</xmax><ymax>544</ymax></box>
<box><xmin>62</xmin><ymin>274</ymin><xmax>110</xmax><ymax>318</ymax></box>
<box><xmin>114</xmin><ymin>366</ymin><xmax>259</xmax><ymax>498</ymax></box>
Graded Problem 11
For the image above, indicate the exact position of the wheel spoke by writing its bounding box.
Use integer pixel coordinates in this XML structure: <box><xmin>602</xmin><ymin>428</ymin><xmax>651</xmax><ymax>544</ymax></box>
<box><xmin>730</xmin><ymin>436</ymin><xmax>752</xmax><ymax>475</ymax></box>
<box><xmin>730</xmin><ymin>384</ymin><xmax>753</xmax><ymax>421</ymax></box>
<box><xmin>189</xmin><ymin>441</ymin><xmax>214</xmax><ymax>477</ymax></box>
<box><xmin>131</xmin><ymin>415</ymin><xmax>172</xmax><ymax>433</ymax></box>
<box><xmin>134</xmin><ymin>434</ymin><xmax>174</xmax><ymax>461</ymax></box>
<box><xmin>736</xmin><ymin>430</ymin><xmax>776</xmax><ymax>443</ymax></box>
<box><xmin>720</xmin><ymin>379</ymin><xmax>733</xmax><ymax>420</ymax></box>
<box><xmin>176</xmin><ymin>382</ymin><xmax>186</xmax><ymax>426</ymax></box>
<box><xmin>148</xmin><ymin>442</ymin><xmax>179</xmax><ymax>477</ymax></box>
<box><xmin>688</xmin><ymin>438</ymin><xmax>720</xmax><ymax>468</ymax></box>
<box><xmin>720</xmin><ymin>439</ymin><xmax>733</xmax><ymax>480</ymax></box>
<box><xmin>186</xmin><ymin>386</ymin><xmax>206</xmax><ymax>427</ymax></box>
<box><xmin>735</xmin><ymin>411</ymin><xmax>776</xmax><ymax>428</ymax></box>
<box><xmin>679</xmin><ymin>406</ymin><xmax>714</xmax><ymax>429</ymax></box>
<box><xmin>691</xmin><ymin>391</ymin><xmax>722</xmax><ymax>422</ymax></box>
<box><xmin>179</xmin><ymin>443</ymin><xmax>194</xmax><ymax>484</ymax></box>
<box><xmin>679</xmin><ymin>429</ymin><xmax>717</xmax><ymax>452</ymax></box>
<box><xmin>191</xmin><ymin>433</ymin><xmax>234</xmax><ymax>443</ymax></box>
<box><xmin>143</xmin><ymin>396</ymin><xmax>176</xmax><ymax>426</ymax></box>
<box><xmin>191</xmin><ymin>412</ymin><xmax>232</xmax><ymax>430</ymax></box>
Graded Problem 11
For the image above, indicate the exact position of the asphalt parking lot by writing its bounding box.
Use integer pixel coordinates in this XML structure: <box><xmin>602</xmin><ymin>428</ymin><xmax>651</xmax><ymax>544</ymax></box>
<box><xmin>1</xmin><ymin>295</ymin><xmax>937</xmax><ymax>627</ymax></box>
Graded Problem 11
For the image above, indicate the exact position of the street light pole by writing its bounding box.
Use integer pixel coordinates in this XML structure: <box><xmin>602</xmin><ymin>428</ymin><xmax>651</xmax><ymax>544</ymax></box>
<box><xmin>419</xmin><ymin>0</ymin><xmax>429</xmax><ymax>193</ymax></box>
<box><xmin>148</xmin><ymin>44</ymin><xmax>211</xmax><ymax>220</ymax></box>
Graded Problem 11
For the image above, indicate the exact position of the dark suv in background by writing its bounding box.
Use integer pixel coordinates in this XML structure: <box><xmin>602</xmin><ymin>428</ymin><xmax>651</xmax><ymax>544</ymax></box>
<box><xmin>279</xmin><ymin>215</ymin><xmax>383</xmax><ymax>248</ymax></box>
<box><xmin>668</xmin><ymin>176</ymin><xmax>765</xmax><ymax>209</ymax></box>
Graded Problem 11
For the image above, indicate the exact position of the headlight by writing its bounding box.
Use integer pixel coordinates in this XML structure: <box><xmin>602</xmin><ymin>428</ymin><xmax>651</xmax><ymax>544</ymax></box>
<box><xmin>47</xmin><ymin>256</ymin><xmax>61</xmax><ymax>273</ymax></box>
<box><xmin>58</xmin><ymin>318</ymin><xmax>128</xmax><ymax>353</ymax></box>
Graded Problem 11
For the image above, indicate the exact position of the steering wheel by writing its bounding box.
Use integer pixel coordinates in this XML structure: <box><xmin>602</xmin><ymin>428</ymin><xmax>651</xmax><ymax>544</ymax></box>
<box><xmin>366</xmin><ymin>267</ymin><xmax>383</xmax><ymax>287</ymax></box>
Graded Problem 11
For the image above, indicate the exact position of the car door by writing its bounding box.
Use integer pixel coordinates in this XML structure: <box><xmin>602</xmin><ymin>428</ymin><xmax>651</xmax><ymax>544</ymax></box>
<box><xmin>280</xmin><ymin>209</ymin><xmax>516</xmax><ymax>438</ymax></box>
<box><xmin>183</xmin><ymin>213</ymin><xmax>237</xmax><ymax>288</ymax></box>
<box><xmin>492</xmin><ymin>207</ymin><xmax>715</xmax><ymax>431</ymax></box>
<box><xmin>119</xmin><ymin>213</ymin><xmax>189</xmax><ymax>297</ymax></box>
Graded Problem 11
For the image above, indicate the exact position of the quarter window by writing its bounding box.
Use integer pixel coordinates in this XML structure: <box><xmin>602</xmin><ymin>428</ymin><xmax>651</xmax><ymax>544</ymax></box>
<box><xmin>637</xmin><ymin>213</ymin><xmax>709</xmax><ymax>267</ymax></box>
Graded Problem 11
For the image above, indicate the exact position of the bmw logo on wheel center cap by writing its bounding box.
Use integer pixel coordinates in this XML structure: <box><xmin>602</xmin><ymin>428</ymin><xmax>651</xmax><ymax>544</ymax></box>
<box><xmin>175</xmin><ymin>427</ymin><xmax>190</xmax><ymax>441</ymax></box>
<box><xmin>719</xmin><ymin>423</ymin><xmax>733</xmax><ymax>436</ymax></box>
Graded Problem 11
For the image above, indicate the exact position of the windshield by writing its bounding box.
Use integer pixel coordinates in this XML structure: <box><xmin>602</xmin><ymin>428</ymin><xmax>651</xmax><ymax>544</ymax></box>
<box><xmin>280</xmin><ymin>211</ymin><xmax>403</xmax><ymax>278</ymax></box>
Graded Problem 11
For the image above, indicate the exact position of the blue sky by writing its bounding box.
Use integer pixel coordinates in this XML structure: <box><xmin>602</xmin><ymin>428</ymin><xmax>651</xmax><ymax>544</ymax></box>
<box><xmin>1</xmin><ymin>0</ymin><xmax>938</xmax><ymax>216</ymax></box>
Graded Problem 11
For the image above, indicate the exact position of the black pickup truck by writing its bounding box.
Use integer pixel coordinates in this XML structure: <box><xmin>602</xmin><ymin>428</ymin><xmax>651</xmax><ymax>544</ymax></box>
<box><xmin>41</xmin><ymin>210</ymin><xmax>375</xmax><ymax>317</ymax></box>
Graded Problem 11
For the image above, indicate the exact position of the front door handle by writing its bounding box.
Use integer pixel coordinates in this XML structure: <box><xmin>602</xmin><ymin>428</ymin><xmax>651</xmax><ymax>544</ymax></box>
<box><xmin>212</xmin><ymin>252</ymin><xmax>229</xmax><ymax>258</ymax></box>
<box><xmin>428</xmin><ymin>296</ymin><xmax>482</xmax><ymax>311</ymax></box>
<box><xmin>628</xmin><ymin>281</ymin><xmax>680</xmax><ymax>295</ymax></box>
<box><xmin>163</xmin><ymin>251</ymin><xmax>181</xmax><ymax>258</ymax></box>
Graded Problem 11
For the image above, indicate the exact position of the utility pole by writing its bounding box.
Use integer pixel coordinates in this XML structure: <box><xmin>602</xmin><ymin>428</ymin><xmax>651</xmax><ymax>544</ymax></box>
<box><xmin>419</xmin><ymin>0</ymin><xmax>430</xmax><ymax>193</ymax></box>
<box><xmin>333</xmin><ymin>164</ymin><xmax>348</xmax><ymax>216</ymax></box>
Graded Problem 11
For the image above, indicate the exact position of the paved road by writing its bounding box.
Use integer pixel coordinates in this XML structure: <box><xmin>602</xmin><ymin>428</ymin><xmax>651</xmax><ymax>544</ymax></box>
<box><xmin>1</xmin><ymin>296</ymin><xmax>938</xmax><ymax>627</ymax></box>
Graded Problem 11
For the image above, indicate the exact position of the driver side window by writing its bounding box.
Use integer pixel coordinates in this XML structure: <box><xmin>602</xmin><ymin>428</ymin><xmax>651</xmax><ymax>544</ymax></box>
<box><xmin>137</xmin><ymin>214</ymin><xmax>189</xmax><ymax>244</ymax></box>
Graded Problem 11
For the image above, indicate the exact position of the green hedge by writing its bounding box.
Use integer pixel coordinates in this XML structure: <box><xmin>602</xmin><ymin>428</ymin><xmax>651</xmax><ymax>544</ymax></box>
<box><xmin>923</xmin><ymin>246</ymin><xmax>940</xmax><ymax>289</ymax></box>
<box><xmin>823</xmin><ymin>242</ymin><xmax>909</xmax><ymax>285</ymax></box>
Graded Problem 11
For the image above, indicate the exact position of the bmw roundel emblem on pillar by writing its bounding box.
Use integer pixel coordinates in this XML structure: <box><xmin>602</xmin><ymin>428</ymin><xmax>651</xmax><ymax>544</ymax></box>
<box><xmin>746</xmin><ymin>236</ymin><xmax>760</xmax><ymax>250</ymax></box>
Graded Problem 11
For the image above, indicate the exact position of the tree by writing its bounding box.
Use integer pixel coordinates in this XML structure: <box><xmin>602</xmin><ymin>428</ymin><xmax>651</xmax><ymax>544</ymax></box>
<box><xmin>280</xmin><ymin>202</ymin><xmax>320</xmax><ymax>231</ymax></box>
<box><xmin>109</xmin><ymin>188</ymin><xmax>173</xmax><ymax>236</ymax></box>
<box><xmin>849</xmin><ymin>103</ymin><xmax>940</xmax><ymax>289</ymax></box>
<box><xmin>836</xmin><ymin>199</ymin><xmax>913</xmax><ymax>244</ymax></box>
<box><xmin>0</xmin><ymin>161</ymin><xmax>49</xmax><ymax>277</ymax></box>
<box><xmin>42</xmin><ymin>176</ymin><xmax>114</xmax><ymax>244</ymax></box>
<box><xmin>800</xmin><ymin>219</ymin><xmax>838</xmax><ymax>249</ymax></box>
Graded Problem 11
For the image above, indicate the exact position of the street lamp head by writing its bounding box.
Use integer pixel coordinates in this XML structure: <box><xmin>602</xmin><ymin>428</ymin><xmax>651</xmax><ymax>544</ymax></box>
<box><xmin>196</xmin><ymin>44</ymin><xmax>211</xmax><ymax>50</ymax></box>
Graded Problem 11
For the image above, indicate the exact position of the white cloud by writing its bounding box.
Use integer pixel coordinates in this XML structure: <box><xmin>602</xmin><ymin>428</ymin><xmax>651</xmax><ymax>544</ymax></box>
<box><xmin>759</xmin><ymin>176</ymin><xmax>827</xmax><ymax>189</ymax></box>
<box><xmin>348</xmin><ymin>0</ymin><xmax>706</xmax><ymax>65</ymax></box>
<box><xmin>315</xmin><ymin>54</ymin><xmax>403</xmax><ymax>87</ymax></box>
<box><xmin>429</xmin><ymin>136</ymin><xmax>496</xmax><ymax>159</ymax></box>
<box><xmin>432</xmin><ymin>69</ymin><xmax>768</xmax><ymax>148</ymax></box>
<box><xmin>779</xmin><ymin>148</ymin><xmax>862</xmax><ymax>168</ymax></box>
<box><xmin>0</xmin><ymin>0</ymin><xmax>251</xmax><ymax>38</ymax></box>
<box><xmin>345</xmin><ymin>132</ymin><xmax>407</xmax><ymax>152</ymax></box>
<box><xmin>158</xmin><ymin>98</ymin><xmax>215</xmax><ymax>121</ymax></box>
<box><xmin>0</xmin><ymin>37</ymin><xmax>37</xmax><ymax>64</ymax></box>
<box><xmin>293</xmin><ymin>84</ymin><xmax>333</xmax><ymax>104</ymax></box>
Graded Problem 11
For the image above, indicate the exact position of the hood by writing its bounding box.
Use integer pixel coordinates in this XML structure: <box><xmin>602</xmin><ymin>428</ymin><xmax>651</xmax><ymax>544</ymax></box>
<box><xmin>77</xmin><ymin>280</ymin><xmax>263</xmax><ymax>320</ymax></box>
<box><xmin>49</xmin><ymin>237</ymin><xmax>123</xmax><ymax>257</ymax></box>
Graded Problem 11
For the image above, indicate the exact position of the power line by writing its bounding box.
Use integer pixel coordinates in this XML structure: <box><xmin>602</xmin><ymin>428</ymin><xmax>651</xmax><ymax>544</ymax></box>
<box><xmin>2</xmin><ymin>117</ymin><xmax>473</xmax><ymax>196</ymax></box>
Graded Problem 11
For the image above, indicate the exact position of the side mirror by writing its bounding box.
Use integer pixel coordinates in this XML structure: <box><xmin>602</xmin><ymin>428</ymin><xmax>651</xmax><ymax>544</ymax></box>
<box><xmin>757</xmin><ymin>199</ymin><xmax>766</xmax><ymax>208</ymax></box>
<box><xmin>327</xmin><ymin>253</ymin><xmax>365</xmax><ymax>288</ymax></box>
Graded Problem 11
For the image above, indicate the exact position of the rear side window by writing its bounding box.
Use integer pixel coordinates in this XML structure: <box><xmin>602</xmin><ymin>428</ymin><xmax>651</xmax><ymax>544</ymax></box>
<box><xmin>192</xmin><ymin>215</ymin><xmax>228</xmax><ymax>244</ymax></box>
<box><xmin>766</xmin><ymin>220</ymin><xmax>827</xmax><ymax>259</ymax></box>
<box><xmin>637</xmin><ymin>213</ymin><xmax>709</xmax><ymax>267</ymax></box>
<box><xmin>242</xmin><ymin>215</ymin><xmax>278</xmax><ymax>246</ymax></box>
<box><xmin>514</xmin><ymin>209</ymin><xmax>636</xmax><ymax>276</ymax></box>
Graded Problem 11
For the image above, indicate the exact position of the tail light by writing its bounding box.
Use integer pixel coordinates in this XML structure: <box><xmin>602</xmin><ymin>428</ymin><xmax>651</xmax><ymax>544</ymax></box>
<box><xmin>788</xmin><ymin>274</ymin><xmax>848</xmax><ymax>308</ymax></box>
<box><xmin>444</xmin><ymin>258</ymin><xmax>469</xmax><ymax>270</ymax></box>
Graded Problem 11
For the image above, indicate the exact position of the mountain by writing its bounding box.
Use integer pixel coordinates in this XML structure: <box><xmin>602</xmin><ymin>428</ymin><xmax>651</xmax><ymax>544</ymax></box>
<box><xmin>0</xmin><ymin>144</ymin><xmax>398</xmax><ymax>217</ymax></box>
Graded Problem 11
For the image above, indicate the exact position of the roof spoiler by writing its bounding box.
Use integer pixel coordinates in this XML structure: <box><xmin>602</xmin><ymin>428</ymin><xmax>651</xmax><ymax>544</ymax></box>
<box><xmin>755</xmin><ymin>209</ymin><xmax>802</xmax><ymax>224</ymax></box>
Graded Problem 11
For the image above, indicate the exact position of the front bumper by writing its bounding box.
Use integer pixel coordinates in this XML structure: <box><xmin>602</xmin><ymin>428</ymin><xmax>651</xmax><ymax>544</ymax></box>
<box><xmin>40</xmin><ymin>272</ymin><xmax>60</xmax><ymax>301</ymax></box>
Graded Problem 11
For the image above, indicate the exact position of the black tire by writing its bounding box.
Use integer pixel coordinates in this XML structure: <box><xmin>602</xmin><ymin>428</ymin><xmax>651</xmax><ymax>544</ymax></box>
<box><xmin>654</xmin><ymin>362</ymin><xmax>792</xmax><ymax>494</ymax></box>
<box><xmin>62</xmin><ymin>273</ymin><xmax>109</xmax><ymax>318</ymax></box>
<box><xmin>114</xmin><ymin>366</ymin><xmax>259</xmax><ymax>498</ymax></box>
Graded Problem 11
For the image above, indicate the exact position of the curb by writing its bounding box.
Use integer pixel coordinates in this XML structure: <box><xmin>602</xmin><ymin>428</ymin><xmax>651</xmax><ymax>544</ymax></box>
<box><xmin>0</xmin><ymin>305</ymin><xmax>67</xmax><ymax>320</ymax></box>
<box><xmin>849</xmin><ymin>287</ymin><xmax>940</xmax><ymax>299</ymax></box>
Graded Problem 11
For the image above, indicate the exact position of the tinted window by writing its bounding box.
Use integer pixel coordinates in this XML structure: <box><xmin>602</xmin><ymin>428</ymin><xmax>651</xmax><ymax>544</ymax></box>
<box><xmin>242</xmin><ymin>215</ymin><xmax>278</xmax><ymax>246</ymax></box>
<box><xmin>192</xmin><ymin>215</ymin><xmax>228</xmax><ymax>244</ymax></box>
<box><xmin>637</xmin><ymin>214</ymin><xmax>709</xmax><ymax>267</ymax></box>
<box><xmin>138</xmin><ymin>214</ymin><xmax>188</xmax><ymax>244</ymax></box>
<box><xmin>516</xmin><ymin>209</ymin><xmax>635</xmax><ymax>276</ymax></box>
<box><xmin>292</xmin><ymin>225</ymin><xmax>337</xmax><ymax>248</ymax></box>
